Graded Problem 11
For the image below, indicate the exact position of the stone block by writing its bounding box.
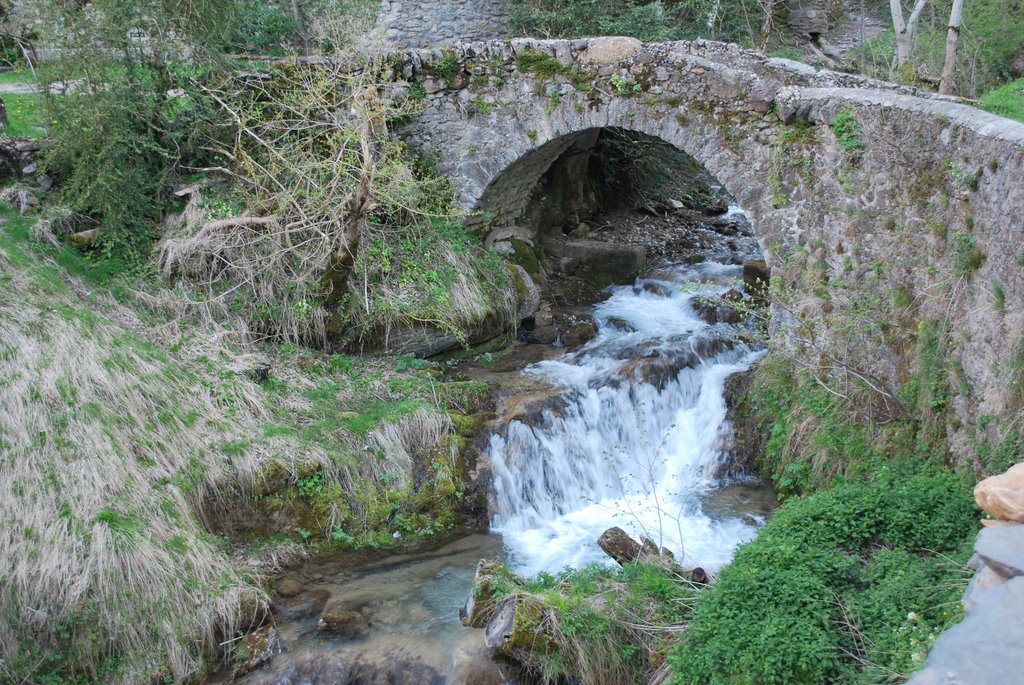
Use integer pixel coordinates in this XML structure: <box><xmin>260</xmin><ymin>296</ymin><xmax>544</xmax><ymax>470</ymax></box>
<box><xmin>975</xmin><ymin>462</ymin><xmax>1024</xmax><ymax>522</ymax></box>
<box><xmin>579</xmin><ymin>37</ymin><xmax>642</xmax><ymax>65</ymax></box>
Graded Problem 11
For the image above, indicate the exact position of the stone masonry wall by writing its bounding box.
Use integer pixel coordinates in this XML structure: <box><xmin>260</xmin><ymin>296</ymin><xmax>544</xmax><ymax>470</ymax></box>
<box><xmin>787</xmin><ymin>0</ymin><xmax>844</xmax><ymax>36</ymax></box>
<box><xmin>377</xmin><ymin>0</ymin><xmax>509</xmax><ymax>49</ymax></box>
<box><xmin>394</xmin><ymin>37</ymin><xmax>1024</xmax><ymax>464</ymax></box>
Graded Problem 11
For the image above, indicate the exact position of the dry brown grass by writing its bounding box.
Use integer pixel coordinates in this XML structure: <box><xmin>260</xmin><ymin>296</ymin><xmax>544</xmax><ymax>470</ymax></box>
<box><xmin>0</xmin><ymin>212</ymin><xmax>457</xmax><ymax>682</ymax></box>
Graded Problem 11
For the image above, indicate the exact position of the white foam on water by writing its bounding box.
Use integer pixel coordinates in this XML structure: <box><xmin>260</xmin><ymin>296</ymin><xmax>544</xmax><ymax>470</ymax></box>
<box><xmin>488</xmin><ymin>259</ymin><xmax>766</xmax><ymax>577</ymax></box>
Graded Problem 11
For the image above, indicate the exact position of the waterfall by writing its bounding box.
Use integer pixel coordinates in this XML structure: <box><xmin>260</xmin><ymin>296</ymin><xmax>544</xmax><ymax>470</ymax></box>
<box><xmin>488</xmin><ymin>259</ymin><xmax>765</xmax><ymax>576</ymax></box>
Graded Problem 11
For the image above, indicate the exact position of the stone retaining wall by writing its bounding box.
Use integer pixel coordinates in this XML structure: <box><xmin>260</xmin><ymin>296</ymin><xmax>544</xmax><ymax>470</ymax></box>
<box><xmin>377</xmin><ymin>0</ymin><xmax>509</xmax><ymax>48</ymax></box>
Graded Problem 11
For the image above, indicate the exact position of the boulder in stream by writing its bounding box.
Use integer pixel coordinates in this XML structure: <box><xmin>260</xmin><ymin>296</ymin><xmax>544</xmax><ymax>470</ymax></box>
<box><xmin>232</xmin><ymin>625</ymin><xmax>281</xmax><ymax>678</ymax></box>
<box><xmin>272</xmin><ymin>588</ymin><xmax>330</xmax><ymax>622</ymax></box>
<box><xmin>597</xmin><ymin>526</ymin><xmax>674</xmax><ymax>566</ymax></box>
<box><xmin>460</xmin><ymin>559</ymin><xmax>513</xmax><ymax>628</ymax></box>
<box><xmin>318</xmin><ymin>603</ymin><xmax>370</xmax><ymax>638</ymax></box>
<box><xmin>742</xmin><ymin>259</ymin><xmax>770</xmax><ymax>299</ymax></box>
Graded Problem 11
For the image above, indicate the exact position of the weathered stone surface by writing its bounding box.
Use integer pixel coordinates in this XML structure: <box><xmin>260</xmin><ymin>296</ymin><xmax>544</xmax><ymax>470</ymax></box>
<box><xmin>377</xmin><ymin>0</ymin><xmax>508</xmax><ymax>49</ymax></box>
<box><xmin>274</xmin><ymin>577</ymin><xmax>303</xmax><ymax>597</ymax></box>
<box><xmin>907</xmin><ymin>577</ymin><xmax>1024</xmax><ymax>685</ymax></box>
<box><xmin>579</xmin><ymin>37</ymin><xmax>642</xmax><ymax>65</ymax></box>
<box><xmin>232</xmin><ymin>625</ymin><xmax>281</xmax><ymax>678</ymax></box>
<box><xmin>974</xmin><ymin>462</ymin><xmax>1024</xmax><ymax>522</ymax></box>
<box><xmin>747</xmin><ymin>78</ymin><xmax>783</xmax><ymax>113</ymax></box>
<box><xmin>317</xmin><ymin>605</ymin><xmax>370</xmax><ymax>638</ymax></box>
<box><xmin>510</xmin><ymin>264</ymin><xmax>541</xmax><ymax>321</ymax></box>
<box><xmin>547</xmin><ymin>239</ymin><xmax>646</xmax><ymax>282</ymax></box>
<box><xmin>483</xmin><ymin>594</ymin><xmax>555</xmax><ymax>657</ymax></box>
<box><xmin>560</xmin><ymin>316</ymin><xmax>598</xmax><ymax>347</ymax></box>
<box><xmin>598</xmin><ymin>526</ymin><xmax>644</xmax><ymax>565</ymax></box>
<box><xmin>271</xmin><ymin>588</ymin><xmax>330</xmax><ymax>622</ymax></box>
<box><xmin>975</xmin><ymin>524</ymin><xmax>1024</xmax><ymax>579</ymax></box>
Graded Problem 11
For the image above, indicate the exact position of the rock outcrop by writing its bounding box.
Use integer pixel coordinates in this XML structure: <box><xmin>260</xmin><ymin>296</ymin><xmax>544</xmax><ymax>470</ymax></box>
<box><xmin>907</xmin><ymin>523</ymin><xmax>1024</xmax><ymax>684</ymax></box>
<box><xmin>909</xmin><ymin>460</ymin><xmax>1024</xmax><ymax>682</ymax></box>
<box><xmin>974</xmin><ymin>462</ymin><xmax>1024</xmax><ymax>523</ymax></box>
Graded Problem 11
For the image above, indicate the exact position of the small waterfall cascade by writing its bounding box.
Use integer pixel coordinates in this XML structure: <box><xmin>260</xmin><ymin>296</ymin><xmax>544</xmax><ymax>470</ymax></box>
<box><xmin>488</xmin><ymin>259</ymin><xmax>766</xmax><ymax>576</ymax></box>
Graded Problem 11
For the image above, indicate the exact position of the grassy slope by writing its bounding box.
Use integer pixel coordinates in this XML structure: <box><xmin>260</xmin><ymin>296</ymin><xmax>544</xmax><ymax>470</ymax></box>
<box><xmin>0</xmin><ymin>205</ymin><xmax>474</xmax><ymax>683</ymax></box>
<box><xmin>980</xmin><ymin>77</ymin><xmax>1024</xmax><ymax>123</ymax></box>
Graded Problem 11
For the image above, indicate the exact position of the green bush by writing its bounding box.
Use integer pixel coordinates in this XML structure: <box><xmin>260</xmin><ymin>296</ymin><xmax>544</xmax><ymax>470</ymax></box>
<box><xmin>669</xmin><ymin>471</ymin><xmax>976</xmax><ymax>685</ymax></box>
<box><xmin>37</xmin><ymin>0</ymin><xmax>231</xmax><ymax>263</ymax></box>
<box><xmin>43</xmin><ymin>68</ymin><xmax>220</xmax><ymax>262</ymax></box>
<box><xmin>229</xmin><ymin>0</ymin><xmax>299</xmax><ymax>54</ymax></box>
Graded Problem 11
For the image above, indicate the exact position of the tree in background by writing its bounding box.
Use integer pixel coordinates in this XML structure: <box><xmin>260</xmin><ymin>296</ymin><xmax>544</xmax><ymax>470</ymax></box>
<box><xmin>507</xmin><ymin>0</ymin><xmax>771</xmax><ymax>46</ymax></box>
<box><xmin>30</xmin><ymin>0</ymin><xmax>233</xmax><ymax>261</ymax></box>
<box><xmin>889</xmin><ymin>0</ymin><xmax>929</xmax><ymax>72</ymax></box>
<box><xmin>939</xmin><ymin>0</ymin><xmax>965</xmax><ymax>94</ymax></box>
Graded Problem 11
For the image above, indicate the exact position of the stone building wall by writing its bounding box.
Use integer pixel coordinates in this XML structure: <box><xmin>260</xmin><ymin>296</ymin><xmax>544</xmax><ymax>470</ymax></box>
<box><xmin>377</xmin><ymin>0</ymin><xmax>509</xmax><ymax>49</ymax></box>
<box><xmin>787</xmin><ymin>0</ymin><xmax>844</xmax><ymax>36</ymax></box>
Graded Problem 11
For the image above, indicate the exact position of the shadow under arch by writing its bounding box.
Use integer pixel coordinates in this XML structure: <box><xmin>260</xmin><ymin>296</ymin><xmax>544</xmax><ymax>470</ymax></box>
<box><xmin>467</xmin><ymin>125</ymin><xmax>763</xmax><ymax>282</ymax></box>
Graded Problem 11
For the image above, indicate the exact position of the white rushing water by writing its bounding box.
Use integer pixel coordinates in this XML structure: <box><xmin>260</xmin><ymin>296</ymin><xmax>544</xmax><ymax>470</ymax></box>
<box><xmin>489</xmin><ymin>260</ymin><xmax>766</xmax><ymax>577</ymax></box>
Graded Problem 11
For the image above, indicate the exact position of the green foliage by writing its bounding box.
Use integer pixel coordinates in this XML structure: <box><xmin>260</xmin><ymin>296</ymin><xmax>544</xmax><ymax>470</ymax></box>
<box><xmin>830</xmin><ymin>108</ymin><xmax>864</xmax><ymax>154</ymax></box>
<box><xmin>429</xmin><ymin>49</ymin><xmax>461</xmax><ymax>87</ymax></box>
<box><xmin>508</xmin><ymin>0</ymin><xmax>763</xmax><ymax>45</ymax></box>
<box><xmin>229</xmin><ymin>0</ymin><xmax>299</xmax><ymax>54</ymax></box>
<box><xmin>950</xmin><ymin>232</ymin><xmax>985</xmax><ymax>278</ymax></box>
<box><xmin>980</xmin><ymin>77</ymin><xmax>1024</xmax><ymax>123</ymax></box>
<box><xmin>610</xmin><ymin>72</ymin><xmax>642</xmax><ymax>94</ymax></box>
<box><xmin>984</xmin><ymin>430</ymin><xmax>1023</xmax><ymax>475</ymax></box>
<box><xmin>486</xmin><ymin>560</ymin><xmax>701</xmax><ymax>683</ymax></box>
<box><xmin>348</xmin><ymin>217</ymin><xmax>514</xmax><ymax>345</ymax></box>
<box><xmin>516</xmin><ymin>46</ymin><xmax>576</xmax><ymax>82</ymax></box>
<box><xmin>669</xmin><ymin>470</ymin><xmax>976</xmax><ymax>685</ymax></box>
<box><xmin>37</xmin><ymin>0</ymin><xmax>231</xmax><ymax>263</ymax></box>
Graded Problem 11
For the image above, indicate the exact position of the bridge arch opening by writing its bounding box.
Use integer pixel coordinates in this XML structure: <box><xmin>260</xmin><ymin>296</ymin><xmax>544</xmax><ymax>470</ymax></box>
<box><xmin>471</xmin><ymin>126</ymin><xmax>766</xmax><ymax>340</ymax></box>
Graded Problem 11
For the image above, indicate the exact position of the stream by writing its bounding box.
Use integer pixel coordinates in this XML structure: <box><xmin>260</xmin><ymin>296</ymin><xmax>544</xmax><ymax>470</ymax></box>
<box><xmin>489</xmin><ymin>259</ymin><xmax>768</xmax><ymax>576</ymax></box>
<box><xmin>233</xmin><ymin>227</ymin><xmax>775</xmax><ymax>683</ymax></box>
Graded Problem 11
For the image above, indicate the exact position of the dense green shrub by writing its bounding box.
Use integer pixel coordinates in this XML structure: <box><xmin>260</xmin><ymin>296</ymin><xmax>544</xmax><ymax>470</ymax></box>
<box><xmin>44</xmin><ymin>68</ymin><xmax>219</xmax><ymax>262</ymax></box>
<box><xmin>669</xmin><ymin>470</ymin><xmax>976</xmax><ymax>685</ymax></box>
<box><xmin>229</xmin><ymin>0</ymin><xmax>300</xmax><ymax>54</ymax></box>
<box><xmin>507</xmin><ymin>0</ymin><xmax>764</xmax><ymax>45</ymax></box>
<box><xmin>37</xmin><ymin>0</ymin><xmax>231</xmax><ymax>263</ymax></box>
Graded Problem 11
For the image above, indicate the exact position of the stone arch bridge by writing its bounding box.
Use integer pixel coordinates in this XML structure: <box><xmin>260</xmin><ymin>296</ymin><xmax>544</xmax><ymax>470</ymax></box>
<box><xmin>396</xmin><ymin>36</ymin><xmax>1024</xmax><ymax>442</ymax></box>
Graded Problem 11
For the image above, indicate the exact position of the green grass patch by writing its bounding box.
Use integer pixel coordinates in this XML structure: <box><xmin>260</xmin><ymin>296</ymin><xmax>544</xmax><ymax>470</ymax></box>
<box><xmin>2</xmin><ymin>92</ymin><xmax>45</xmax><ymax>137</ymax></box>
<box><xmin>979</xmin><ymin>77</ymin><xmax>1024</xmax><ymax>123</ymax></box>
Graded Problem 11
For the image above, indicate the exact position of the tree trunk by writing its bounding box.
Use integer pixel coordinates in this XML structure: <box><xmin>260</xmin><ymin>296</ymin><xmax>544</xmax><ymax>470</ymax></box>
<box><xmin>758</xmin><ymin>0</ymin><xmax>777</xmax><ymax>50</ymax></box>
<box><xmin>939</xmin><ymin>0</ymin><xmax>965</xmax><ymax>95</ymax></box>
<box><xmin>890</xmin><ymin>0</ymin><xmax>930</xmax><ymax>68</ymax></box>
<box><xmin>290</xmin><ymin>0</ymin><xmax>310</xmax><ymax>56</ymax></box>
<box><xmin>321</xmin><ymin>87</ymin><xmax>381</xmax><ymax>307</ymax></box>
<box><xmin>905</xmin><ymin>0</ymin><xmax>929</xmax><ymax>52</ymax></box>
<box><xmin>890</xmin><ymin>0</ymin><xmax>909</xmax><ymax>65</ymax></box>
